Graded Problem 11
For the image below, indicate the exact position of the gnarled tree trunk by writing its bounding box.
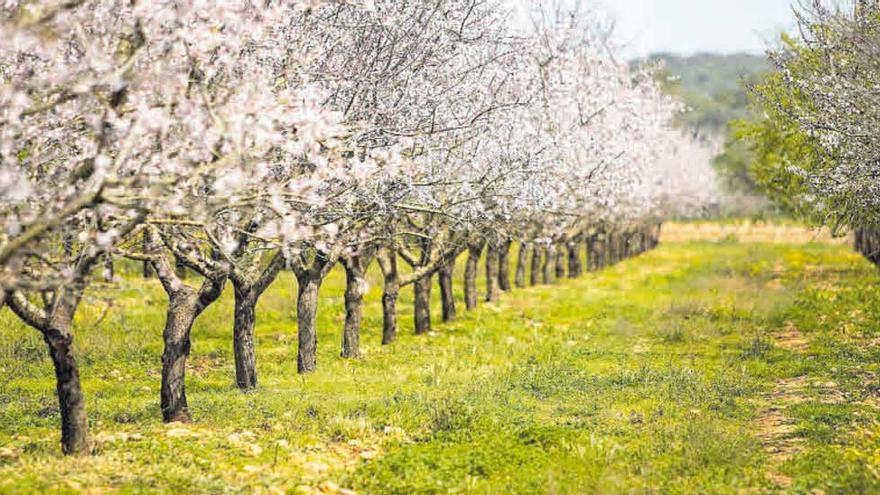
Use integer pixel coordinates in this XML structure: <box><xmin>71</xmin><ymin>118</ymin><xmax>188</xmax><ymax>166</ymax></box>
<box><xmin>232</xmin><ymin>284</ymin><xmax>258</xmax><ymax>390</ymax></box>
<box><xmin>438</xmin><ymin>261</ymin><xmax>456</xmax><ymax>322</ymax></box>
<box><xmin>515</xmin><ymin>242</ymin><xmax>528</xmax><ymax>288</ymax></box>
<box><xmin>530</xmin><ymin>245</ymin><xmax>542</xmax><ymax>286</ymax></box>
<box><xmin>341</xmin><ymin>249</ymin><xmax>375</xmax><ymax>358</ymax></box>
<box><xmin>295</xmin><ymin>270</ymin><xmax>323</xmax><ymax>373</ymax></box>
<box><xmin>485</xmin><ymin>242</ymin><xmax>500</xmax><ymax>302</ymax></box>
<box><xmin>542</xmin><ymin>245</ymin><xmax>554</xmax><ymax>284</ymax></box>
<box><xmin>555</xmin><ymin>243</ymin><xmax>566</xmax><ymax>279</ymax></box>
<box><xmin>230</xmin><ymin>253</ymin><xmax>285</xmax><ymax>390</ymax></box>
<box><xmin>7</xmin><ymin>288</ymin><xmax>90</xmax><ymax>455</ymax></box>
<box><xmin>568</xmin><ymin>236</ymin><xmax>583</xmax><ymax>278</ymax></box>
<box><xmin>413</xmin><ymin>274</ymin><xmax>432</xmax><ymax>334</ymax></box>
<box><xmin>159</xmin><ymin>273</ymin><xmax>225</xmax><ymax>422</ymax></box>
<box><xmin>45</xmin><ymin>326</ymin><xmax>88</xmax><ymax>455</ymax></box>
<box><xmin>161</xmin><ymin>290</ymin><xmax>200</xmax><ymax>423</ymax></box>
<box><xmin>498</xmin><ymin>239</ymin><xmax>512</xmax><ymax>292</ymax></box>
<box><xmin>377</xmin><ymin>249</ymin><xmax>399</xmax><ymax>345</ymax></box>
<box><xmin>464</xmin><ymin>240</ymin><xmax>484</xmax><ymax>310</ymax></box>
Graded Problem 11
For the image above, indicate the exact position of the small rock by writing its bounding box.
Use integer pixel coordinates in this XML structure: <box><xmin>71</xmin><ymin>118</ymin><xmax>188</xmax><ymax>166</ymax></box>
<box><xmin>165</xmin><ymin>428</ymin><xmax>192</xmax><ymax>438</ymax></box>
<box><xmin>0</xmin><ymin>447</ymin><xmax>19</xmax><ymax>459</ymax></box>
<box><xmin>245</xmin><ymin>443</ymin><xmax>263</xmax><ymax>456</ymax></box>
<box><xmin>303</xmin><ymin>461</ymin><xmax>330</xmax><ymax>475</ymax></box>
<box><xmin>319</xmin><ymin>480</ymin><xmax>340</xmax><ymax>493</ymax></box>
<box><xmin>359</xmin><ymin>450</ymin><xmax>377</xmax><ymax>460</ymax></box>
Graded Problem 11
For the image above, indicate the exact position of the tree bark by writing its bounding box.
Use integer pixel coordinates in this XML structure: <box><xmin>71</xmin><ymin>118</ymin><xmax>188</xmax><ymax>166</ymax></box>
<box><xmin>295</xmin><ymin>271</ymin><xmax>323</xmax><ymax>373</ymax></box>
<box><xmin>585</xmin><ymin>235</ymin><xmax>596</xmax><ymax>272</ymax></box>
<box><xmin>341</xmin><ymin>249</ymin><xmax>374</xmax><ymax>358</ymax></box>
<box><xmin>377</xmin><ymin>249</ymin><xmax>399</xmax><ymax>345</ymax></box>
<box><xmin>232</xmin><ymin>284</ymin><xmax>258</xmax><ymax>390</ymax></box>
<box><xmin>102</xmin><ymin>256</ymin><xmax>114</xmax><ymax>282</ymax></box>
<box><xmin>413</xmin><ymin>274</ymin><xmax>432</xmax><ymax>334</ymax></box>
<box><xmin>142</xmin><ymin>234</ymin><xmax>153</xmax><ymax>278</ymax></box>
<box><xmin>542</xmin><ymin>245</ymin><xmax>554</xmax><ymax>284</ymax></box>
<box><xmin>498</xmin><ymin>239</ymin><xmax>512</xmax><ymax>292</ymax></box>
<box><xmin>530</xmin><ymin>244</ymin><xmax>541</xmax><ymax>286</ymax></box>
<box><xmin>175</xmin><ymin>257</ymin><xmax>187</xmax><ymax>279</ymax></box>
<box><xmin>161</xmin><ymin>290</ymin><xmax>201</xmax><ymax>422</ymax></box>
<box><xmin>601</xmin><ymin>235</ymin><xmax>610</xmax><ymax>268</ymax></box>
<box><xmin>464</xmin><ymin>241</ymin><xmax>483</xmax><ymax>310</ymax></box>
<box><xmin>438</xmin><ymin>262</ymin><xmax>456</xmax><ymax>322</ymax></box>
<box><xmin>44</xmin><ymin>327</ymin><xmax>88</xmax><ymax>455</ymax></box>
<box><xmin>230</xmin><ymin>253</ymin><xmax>284</xmax><ymax>390</ymax></box>
<box><xmin>7</xmin><ymin>288</ymin><xmax>89</xmax><ymax>455</ymax></box>
<box><xmin>555</xmin><ymin>243</ymin><xmax>566</xmax><ymax>279</ymax></box>
<box><xmin>568</xmin><ymin>237</ymin><xmax>583</xmax><ymax>278</ymax></box>
<box><xmin>42</xmin><ymin>294</ymin><xmax>88</xmax><ymax>455</ymax></box>
<box><xmin>515</xmin><ymin>242</ymin><xmax>528</xmax><ymax>288</ymax></box>
<box><xmin>485</xmin><ymin>242</ymin><xmax>500</xmax><ymax>302</ymax></box>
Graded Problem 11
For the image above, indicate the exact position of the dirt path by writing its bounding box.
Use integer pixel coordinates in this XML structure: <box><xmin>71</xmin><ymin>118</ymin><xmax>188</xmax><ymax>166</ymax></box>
<box><xmin>661</xmin><ymin>222</ymin><xmax>846</xmax><ymax>245</ymax></box>
<box><xmin>756</xmin><ymin>322</ymin><xmax>844</xmax><ymax>489</ymax></box>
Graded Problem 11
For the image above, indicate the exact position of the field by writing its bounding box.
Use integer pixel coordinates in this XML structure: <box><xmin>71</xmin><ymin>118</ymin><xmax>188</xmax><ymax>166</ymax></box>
<box><xmin>2</xmin><ymin>223</ymin><xmax>880</xmax><ymax>494</ymax></box>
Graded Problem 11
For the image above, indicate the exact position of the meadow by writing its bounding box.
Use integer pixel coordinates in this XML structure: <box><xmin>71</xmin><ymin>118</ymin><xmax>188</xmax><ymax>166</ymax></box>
<box><xmin>2</xmin><ymin>224</ymin><xmax>880</xmax><ymax>494</ymax></box>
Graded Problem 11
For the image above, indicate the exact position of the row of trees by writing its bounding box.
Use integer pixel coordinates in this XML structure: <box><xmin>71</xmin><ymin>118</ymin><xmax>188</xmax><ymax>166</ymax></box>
<box><xmin>745</xmin><ymin>0</ymin><xmax>880</xmax><ymax>260</ymax></box>
<box><xmin>0</xmin><ymin>0</ymin><xmax>717</xmax><ymax>455</ymax></box>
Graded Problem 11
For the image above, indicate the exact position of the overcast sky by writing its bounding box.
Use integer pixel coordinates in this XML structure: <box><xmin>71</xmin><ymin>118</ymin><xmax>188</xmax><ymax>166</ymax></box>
<box><xmin>596</xmin><ymin>0</ymin><xmax>798</xmax><ymax>58</ymax></box>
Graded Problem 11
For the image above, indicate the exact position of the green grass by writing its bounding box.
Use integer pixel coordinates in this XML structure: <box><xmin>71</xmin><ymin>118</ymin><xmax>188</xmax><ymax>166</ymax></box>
<box><xmin>2</xmin><ymin>236</ymin><xmax>880</xmax><ymax>494</ymax></box>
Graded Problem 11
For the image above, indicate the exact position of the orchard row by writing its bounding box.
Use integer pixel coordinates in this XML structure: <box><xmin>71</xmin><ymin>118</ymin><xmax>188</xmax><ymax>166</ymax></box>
<box><xmin>0</xmin><ymin>0</ymin><xmax>716</xmax><ymax>455</ymax></box>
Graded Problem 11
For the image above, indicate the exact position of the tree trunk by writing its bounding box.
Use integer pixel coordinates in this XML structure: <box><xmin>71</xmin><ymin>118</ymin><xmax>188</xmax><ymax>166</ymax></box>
<box><xmin>617</xmin><ymin>234</ymin><xmax>625</xmax><ymax>262</ymax></box>
<box><xmin>515</xmin><ymin>242</ymin><xmax>528</xmax><ymax>288</ymax></box>
<box><xmin>378</xmin><ymin>250</ymin><xmax>399</xmax><ymax>345</ymax></box>
<box><xmin>542</xmin><ymin>245</ymin><xmax>554</xmax><ymax>284</ymax></box>
<box><xmin>161</xmin><ymin>291</ymin><xmax>200</xmax><ymax>422</ymax></box>
<box><xmin>413</xmin><ymin>274</ymin><xmax>432</xmax><ymax>334</ymax></box>
<box><xmin>232</xmin><ymin>283</ymin><xmax>258</xmax><ymax>390</ymax></box>
<box><xmin>44</xmin><ymin>326</ymin><xmax>88</xmax><ymax>455</ymax></box>
<box><xmin>485</xmin><ymin>242</ymin><xmax>500</xmax><ymax>302</ymax></box>
<box><xmin>555</xmin><ymin>243</ymin><xmax>566</xmax><ymax>279</ymax></box>
<box><xmin>601</xmin><ymin>235</ymin><xmax>610</xmax><ymax>268</ymax></box>
<box><xmin>586</xmin><ymin>235</ymin><xmax>596</xmax><ymax>272</ymax></box>
<box><xmin>175</xmin><ymin>258</ymin><xmax>187</xmax><ymax>279</ymax></box>
<box><xmin>530</xmin><ymin>245</ymin><xmax>542</xmax><ymax>286</ymax></box>
<box><xmin>498</xmin><ymin>240</ymin><xmax>512</xmax><ymax>292</ymax></box>
<box><xmin>142</xmin><ymin>235</ymin><xmax>153</xmax><ymax>278</ymax></box>
<box><xmin>8</xmin><ymin>284</ymin><xmax>90</xmax><ymax>455</ymax></box>
<box><xmin>464</xmin><ymin>241</ymin><xmax>483</xmax><ymax>310</ymax></box>
<box><xmin>438</xmin><ymin>262</ymin><xmax>456</xmax><ymax>322</ymax></box>
<box><xmin>568</xmin><ymin>237</ymin><xmax>583</xmax><ymax>278</ymax></box>
<box><xmin>102</xmin><ymin>256</ymin><xmax>114</xmax><ymax>282</ymax></box>
<box><xmin>295</xmin><ymin>272</ymin><xmax>323</xmax><ymax>373</ymax></box>
<box><xmin>341</xmin><ymin>253</ymin><xmax>372</xmax><ymax>359</ymax></box>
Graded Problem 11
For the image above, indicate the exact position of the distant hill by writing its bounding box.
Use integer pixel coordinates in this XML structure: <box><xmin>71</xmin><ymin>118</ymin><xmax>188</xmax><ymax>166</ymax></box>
<box><xmin>637</xmin><ymin>53</ymin><xmax>772</xmax><ymax>137</ymax></box>
<box><xmin>636</xmin><ymin>53</ymin><xmax>777</xmax><ymax>211</ymax></box>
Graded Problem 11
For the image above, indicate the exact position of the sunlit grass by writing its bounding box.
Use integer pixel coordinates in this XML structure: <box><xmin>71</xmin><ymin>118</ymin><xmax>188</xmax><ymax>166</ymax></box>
<box><xmin>1</xmin><ymin>236</ymin><xmax>880</xmax><ymax>494</ymax></box>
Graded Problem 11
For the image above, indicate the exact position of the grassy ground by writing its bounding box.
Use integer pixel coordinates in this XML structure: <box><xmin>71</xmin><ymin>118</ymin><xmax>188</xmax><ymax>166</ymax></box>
<box><xmin>2</xmin><ymin>228</ymin><xmax>880</xmax><ymax>494</ymax></box>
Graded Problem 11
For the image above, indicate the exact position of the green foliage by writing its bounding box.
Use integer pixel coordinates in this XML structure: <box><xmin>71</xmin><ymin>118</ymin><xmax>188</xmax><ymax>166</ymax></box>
<box><xmin>641</xmin><ymin>53</ymin><xmax>780</xmax><ymax>205</ymax></box>
<box><xmin>645</xmin><ymin>53</ymin><xmax>771</xmax><ymax>137</ymax></box>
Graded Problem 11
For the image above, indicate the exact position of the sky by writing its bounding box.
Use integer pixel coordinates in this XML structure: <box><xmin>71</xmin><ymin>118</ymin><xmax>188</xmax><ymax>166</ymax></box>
<box><xmin>596</xmin><ymin>0</ymin><xmax>798</xmax><ymax>58</ymax></box>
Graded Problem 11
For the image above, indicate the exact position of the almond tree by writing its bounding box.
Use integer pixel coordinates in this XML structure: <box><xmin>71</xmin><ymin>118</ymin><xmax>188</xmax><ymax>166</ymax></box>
<box><xmin>0</xmin><ymin>0</ymin><xmax>360</xmax><ymax>448</ymax></box>
<box><xmin>752</xmin><ymin>1</ymin><xmax>880</xmax><ymax>232</ymax></box>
